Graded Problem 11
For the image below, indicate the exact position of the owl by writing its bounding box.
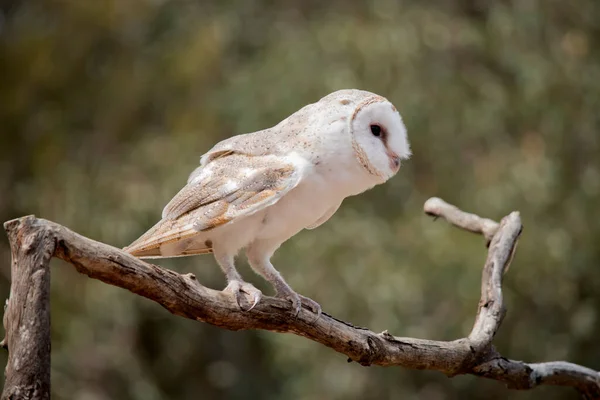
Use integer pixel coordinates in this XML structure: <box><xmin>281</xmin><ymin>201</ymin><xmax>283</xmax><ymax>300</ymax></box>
<box><xmin>124</xmin><ymin>89</ymin><xmax>411</xmax><ymax>317</ymax></box>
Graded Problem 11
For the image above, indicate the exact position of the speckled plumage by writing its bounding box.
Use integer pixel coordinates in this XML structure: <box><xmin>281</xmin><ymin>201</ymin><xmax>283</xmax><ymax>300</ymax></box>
<box><xmin>124</xmin><ymin>89</ymin><xmax>410</xmax><ymax>316</ymax></box>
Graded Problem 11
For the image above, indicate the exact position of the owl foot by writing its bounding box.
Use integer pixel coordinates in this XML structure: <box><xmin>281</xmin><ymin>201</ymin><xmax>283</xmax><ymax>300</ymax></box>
<box><xmin>225</xmin><ymin>280</ymin><xmax>262</xmax><ymax>311</ymax></box>
<box><xmin>276</xmin><ymin>288</ymin><xmax>322</xmax><ymax>319</ymax></box>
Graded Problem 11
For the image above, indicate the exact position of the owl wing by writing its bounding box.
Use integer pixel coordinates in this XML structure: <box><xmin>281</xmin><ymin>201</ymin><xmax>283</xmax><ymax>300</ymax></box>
<box><xmin>186</xmin><ymin>129</ymin><xmax>278</xmax><ymax>185</ymax></box>
<box><xmin>124</xmin><ymin>152</ymin><xmax>306</xmax><ymax>258</ymax></box>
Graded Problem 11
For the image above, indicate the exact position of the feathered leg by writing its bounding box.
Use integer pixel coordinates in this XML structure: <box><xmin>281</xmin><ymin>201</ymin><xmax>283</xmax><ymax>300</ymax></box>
<box><xmin>214</xmin><ymin>249</ymin><xmax>262</xmax><ymax>311</ymax></box>
<box><xmin>246</xmin><ymin>240</ymin><xmax>321</xmax><ymax>318</ymax></box>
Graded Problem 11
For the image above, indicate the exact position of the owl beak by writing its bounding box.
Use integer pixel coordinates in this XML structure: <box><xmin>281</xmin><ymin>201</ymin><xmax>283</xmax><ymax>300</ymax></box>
<box><xmin>388</xmin><ymin>151</ymin><xmax>401</xmax><ymax>172</ymax></box>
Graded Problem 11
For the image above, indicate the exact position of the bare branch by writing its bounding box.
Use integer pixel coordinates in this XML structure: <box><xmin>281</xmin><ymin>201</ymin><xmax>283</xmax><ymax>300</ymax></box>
<box><xmin>2</xmin><ymin>199</ymin><xmax>599</xmax><ymax>399</ymax></box>
<box><xmin>469</xmin><ymin>212</ymin><xmax>521</xmax><ymax>350</ymax></box>
<box><xmin>424</xmin><ymin>197</ymin><xmax>500</xmax><ymax>243</ymax></box>
<box><xmin>2</xmin><ymin>217</ymin><xmax>52</xmax><ymax>400</ymax></box>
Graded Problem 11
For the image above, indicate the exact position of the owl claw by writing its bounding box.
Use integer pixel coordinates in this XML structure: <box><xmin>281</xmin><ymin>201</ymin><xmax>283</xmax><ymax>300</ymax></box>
<box><xmin>276</xmin><ymin>289</ymin><xmax>322</xmax><ymax>320</ymax></box>
<box><xmin>225</xmin><ymin>280</ymin><xmax>262</xmax><ymax>311</ymax></box>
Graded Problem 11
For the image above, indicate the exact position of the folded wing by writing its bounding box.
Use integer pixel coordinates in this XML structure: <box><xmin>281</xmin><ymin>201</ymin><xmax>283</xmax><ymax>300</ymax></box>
<box><xmin>124</xmin><ymin>152</ymin><xmax>304</xmax><ymax>258</ymax></box>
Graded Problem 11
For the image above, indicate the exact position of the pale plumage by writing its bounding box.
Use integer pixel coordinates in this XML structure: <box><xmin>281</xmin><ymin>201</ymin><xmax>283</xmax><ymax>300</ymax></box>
<box><xmin>124</xmin><ymin>89</ymin><xmax>410</xmax><ymax>316</ymax></box>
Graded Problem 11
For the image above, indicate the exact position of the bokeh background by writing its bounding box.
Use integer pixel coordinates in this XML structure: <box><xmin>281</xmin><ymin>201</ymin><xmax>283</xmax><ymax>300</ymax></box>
<box><xmin>1</xmin><ymin>0</ymin><xmax>599</xmax><ymax>399</ymax></box>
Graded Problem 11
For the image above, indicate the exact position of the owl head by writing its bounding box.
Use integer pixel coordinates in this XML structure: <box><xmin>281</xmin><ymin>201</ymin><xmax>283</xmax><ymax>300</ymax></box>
<box><xmin>319</xmin><ymin>89</ymin><xmax>411</xmax><ymax>182</ymax></box>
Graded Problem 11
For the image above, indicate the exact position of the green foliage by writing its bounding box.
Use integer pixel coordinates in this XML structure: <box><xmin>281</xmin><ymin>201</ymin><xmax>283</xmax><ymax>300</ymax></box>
<box><xmin>1</xmin><ymin>1</ymin><xmax>599</xmax><ymax>398</ymax></box>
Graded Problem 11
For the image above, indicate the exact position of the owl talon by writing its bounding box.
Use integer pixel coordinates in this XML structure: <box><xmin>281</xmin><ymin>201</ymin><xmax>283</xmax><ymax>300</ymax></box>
<box><xmin>276</xmin><ymin>289</ymin><xmax>322</xmax><ymax>319</ymax></box>
<box><xmin>225</xmin><ymin>280</ymin><xmax>262</xmax><ymax>311</ymax></box>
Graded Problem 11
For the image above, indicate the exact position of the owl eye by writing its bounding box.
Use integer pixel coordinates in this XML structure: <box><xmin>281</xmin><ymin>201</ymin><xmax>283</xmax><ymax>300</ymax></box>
<box><xmin>370</xmin><ymin>124</ymin><xmax>382</xmax><ymax>137</ymax></box>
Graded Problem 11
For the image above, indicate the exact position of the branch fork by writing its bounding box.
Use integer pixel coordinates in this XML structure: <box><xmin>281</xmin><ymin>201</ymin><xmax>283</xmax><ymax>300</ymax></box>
<box><xmin>2</xmin><ymin>197</ymin><xmax>599</xmax><ymax>399</ymax></box>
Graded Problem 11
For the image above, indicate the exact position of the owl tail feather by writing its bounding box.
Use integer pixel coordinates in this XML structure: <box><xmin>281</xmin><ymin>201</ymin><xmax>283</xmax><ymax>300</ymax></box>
<box><xmin>124</xmin><ymin>238</ymin><xmax>213</xmax><ymax>259</ymax></box>
<box><xmin>126</xmin><ymin>247</ymin><xmax>162</xmax><ymax>258</ymax></box>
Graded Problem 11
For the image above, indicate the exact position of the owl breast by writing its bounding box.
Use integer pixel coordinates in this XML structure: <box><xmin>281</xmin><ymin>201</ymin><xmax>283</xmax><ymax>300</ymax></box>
<box><xmin>254</xmin><ymin>149</ymin><xmax>374</xmax><ymax>241</ymax></box>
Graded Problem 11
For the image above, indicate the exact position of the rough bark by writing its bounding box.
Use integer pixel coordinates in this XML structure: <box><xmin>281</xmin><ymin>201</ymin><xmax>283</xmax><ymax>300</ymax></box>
<box><xmin>2</xmin><ymin>218</ymin><xmax>53</xmax><ymax>399</ymax></box>
<box><xmin>2</xmin><ymin>198</ymin><xmax>599</xmax><ymax>399</ymax></box>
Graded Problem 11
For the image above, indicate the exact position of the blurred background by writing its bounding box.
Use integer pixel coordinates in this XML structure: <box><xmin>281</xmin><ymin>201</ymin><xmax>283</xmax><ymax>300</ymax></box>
<box><xmin>1</xmin><ymin>0</ymin><xmax>599</xmax><ymax>399</ymax></box>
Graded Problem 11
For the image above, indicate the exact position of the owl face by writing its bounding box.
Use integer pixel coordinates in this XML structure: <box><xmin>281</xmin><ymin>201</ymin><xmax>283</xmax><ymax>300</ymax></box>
<box><xmin>348</xmin><ymin>94</ymin><xmax>411</xmax><ymax>181</ymax></box>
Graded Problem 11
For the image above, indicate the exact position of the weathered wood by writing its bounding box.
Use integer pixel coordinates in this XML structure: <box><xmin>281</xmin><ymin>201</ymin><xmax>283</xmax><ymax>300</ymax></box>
<box><xmin>2</xmin><ymin>216</ymin><xmax>53</xmax><ymax>400</ymax></box>
<box><xmin>2</xmin><ymin>199</ymin><xmax>599</xmax><ymax>399</ymax></box>
<box><xmin>424</xmin><ymin>197</ymin><xmax>500</xmax><ymax>243</ymax></box>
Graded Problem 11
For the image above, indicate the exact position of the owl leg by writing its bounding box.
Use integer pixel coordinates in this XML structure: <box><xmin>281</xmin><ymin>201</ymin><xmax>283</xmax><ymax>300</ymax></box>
<box><xmin>214</xmin><ymin>251</ymin><xmax>262</xmax><ymax>311</ymax></box>
<box><xmin>246</xmin><ymin>241</ymin><xmax>322</xmax><ymax>318</ymax></box>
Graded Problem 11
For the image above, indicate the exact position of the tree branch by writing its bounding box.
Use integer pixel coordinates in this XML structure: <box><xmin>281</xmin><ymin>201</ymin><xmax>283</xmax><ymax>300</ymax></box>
<box><xmin>424</xmin><ymin>197</ymin><xmax>500</xmax><ymax>244</ymax></box>
<box><xmin>2</xmin><ymin>217</ymin><xmax>52</xmax><ymax>400</ymax></box>
<box><xmin>2</xmin><ymin>199</ymin><xmax>600</xmax><ymax>399</ymax></box>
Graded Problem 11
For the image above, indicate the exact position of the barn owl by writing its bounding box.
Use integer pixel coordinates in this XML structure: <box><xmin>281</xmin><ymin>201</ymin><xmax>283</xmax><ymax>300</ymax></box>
<box><xmin>124</xmin><ymin>89</ymin><xmax>410</xmax><ymax>317</ymax></box>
